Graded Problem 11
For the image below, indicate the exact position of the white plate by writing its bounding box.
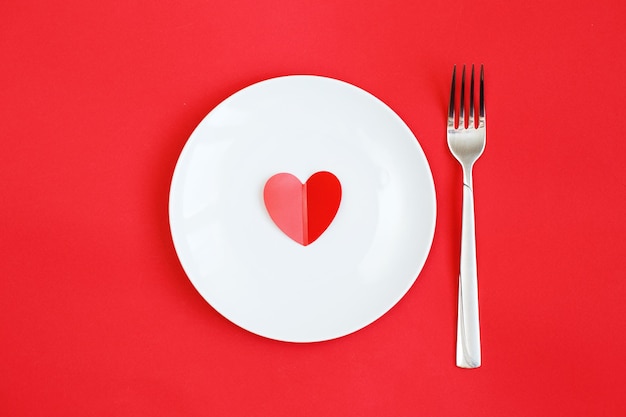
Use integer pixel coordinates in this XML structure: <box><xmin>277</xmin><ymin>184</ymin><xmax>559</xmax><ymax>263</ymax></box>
<box><xmin>169</xmin><ymin>75</ymin><xmax>436</xmax><ymax>342</ymax></box>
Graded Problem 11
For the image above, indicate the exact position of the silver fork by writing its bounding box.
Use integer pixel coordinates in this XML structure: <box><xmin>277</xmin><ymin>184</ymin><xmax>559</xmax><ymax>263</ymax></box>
<box><xmin>447</xmin><ymin>64</ymin><xmax>485</xmax><ymax>368</ymax></box>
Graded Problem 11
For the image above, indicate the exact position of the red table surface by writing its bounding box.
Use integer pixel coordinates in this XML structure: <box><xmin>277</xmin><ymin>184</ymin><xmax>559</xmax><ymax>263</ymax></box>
<box><xmin>2</xmin><ymin>0</ymin><xmax>625</xmax><ymax>416</ymax></box>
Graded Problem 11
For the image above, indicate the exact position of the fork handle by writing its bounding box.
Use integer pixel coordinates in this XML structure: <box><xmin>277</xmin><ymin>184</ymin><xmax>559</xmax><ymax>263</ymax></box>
<box><xmin>456</xmin><ymin>176</ymin><xmax>481</xmax><ymax>368</ymax></box>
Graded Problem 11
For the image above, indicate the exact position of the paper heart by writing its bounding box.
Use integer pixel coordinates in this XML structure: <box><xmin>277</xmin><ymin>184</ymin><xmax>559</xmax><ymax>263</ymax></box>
<box><xmin>263</xmin><ymin>171</ymin><xmax>342</xmax><ymax>246</ymax></box>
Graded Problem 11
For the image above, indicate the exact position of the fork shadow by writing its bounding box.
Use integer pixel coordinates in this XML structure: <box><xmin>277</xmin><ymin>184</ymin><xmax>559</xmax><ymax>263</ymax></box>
<box><xmin>424</xmin><ymin>64</ymin><xmax>464</xmax><ymax>345</ymax></box>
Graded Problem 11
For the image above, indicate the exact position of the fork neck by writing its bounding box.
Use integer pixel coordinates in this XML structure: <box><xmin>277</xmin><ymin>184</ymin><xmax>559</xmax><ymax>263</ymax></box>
<box><xmin>462</xmin><ymin>166</ymin><xmax>474</xmax><ymax>189</ymax></box>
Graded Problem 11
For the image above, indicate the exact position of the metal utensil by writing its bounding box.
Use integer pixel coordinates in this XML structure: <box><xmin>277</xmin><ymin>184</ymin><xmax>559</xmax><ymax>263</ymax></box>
<box><xmin>447</xmin><ymin>64</ymin><xmax>485</xmax><ymax>368</ymax></box>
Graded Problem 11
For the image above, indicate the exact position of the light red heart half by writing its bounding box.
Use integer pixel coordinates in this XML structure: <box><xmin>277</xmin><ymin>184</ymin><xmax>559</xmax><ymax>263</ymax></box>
<box><xmin>263</xmin><ymin>171</ymin><xmax>342</xmax><ymax>246</ymax></box>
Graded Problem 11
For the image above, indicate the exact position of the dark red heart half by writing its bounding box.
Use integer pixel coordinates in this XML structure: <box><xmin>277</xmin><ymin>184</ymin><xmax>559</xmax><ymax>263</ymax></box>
<box><xmin>263</xmin><ymin>171</ymin><xmax>342</xmax><ymax>246</ymax></box>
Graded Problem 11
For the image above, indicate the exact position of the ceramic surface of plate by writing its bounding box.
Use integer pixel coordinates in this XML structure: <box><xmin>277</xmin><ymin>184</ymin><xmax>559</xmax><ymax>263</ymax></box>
<box><xmin>169</xmin><ymin>75</ymin><xmax>436</xmax><ymax>342</ymax></box>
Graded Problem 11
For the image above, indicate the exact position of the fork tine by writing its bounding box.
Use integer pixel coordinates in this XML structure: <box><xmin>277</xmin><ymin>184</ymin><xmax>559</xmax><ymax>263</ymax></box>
<box><xmin>448</xmin><ymin>65</ymin><xmax>456</xmax><ymax>127</ymax></box>
<box><xmin>469</xmin><ymin>64</ymin><xmax>475</xmax><ymax>128</ymax></box>
<box><xmin>479</xmin><ymin>64</ymin><xmax>485</xmax><ymax>125</ymax></box>
<box><xmin>459</xmin><ymin>65</ymin><xmax>465</xmax><ymax>128</ymax></box>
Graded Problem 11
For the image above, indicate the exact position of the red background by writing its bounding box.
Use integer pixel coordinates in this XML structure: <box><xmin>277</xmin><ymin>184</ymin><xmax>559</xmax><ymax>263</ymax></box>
<box><xmin>2</xmin><ymin>0</ymin><xmax>625</xmax><ymax>415</ymax></box>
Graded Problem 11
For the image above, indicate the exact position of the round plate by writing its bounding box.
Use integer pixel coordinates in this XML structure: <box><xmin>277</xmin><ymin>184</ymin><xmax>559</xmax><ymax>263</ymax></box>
<box><xmin>169</xmin><ymin>75</ymin><xmax>436</xmax><ymax>342</ymax></box>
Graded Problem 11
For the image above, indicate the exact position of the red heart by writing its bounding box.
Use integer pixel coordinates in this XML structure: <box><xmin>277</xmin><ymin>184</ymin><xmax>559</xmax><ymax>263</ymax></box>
<box><xmin>263</xmin><ymin>171</ymin><xmax>342</xmax><ymax>246</ymax></box>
